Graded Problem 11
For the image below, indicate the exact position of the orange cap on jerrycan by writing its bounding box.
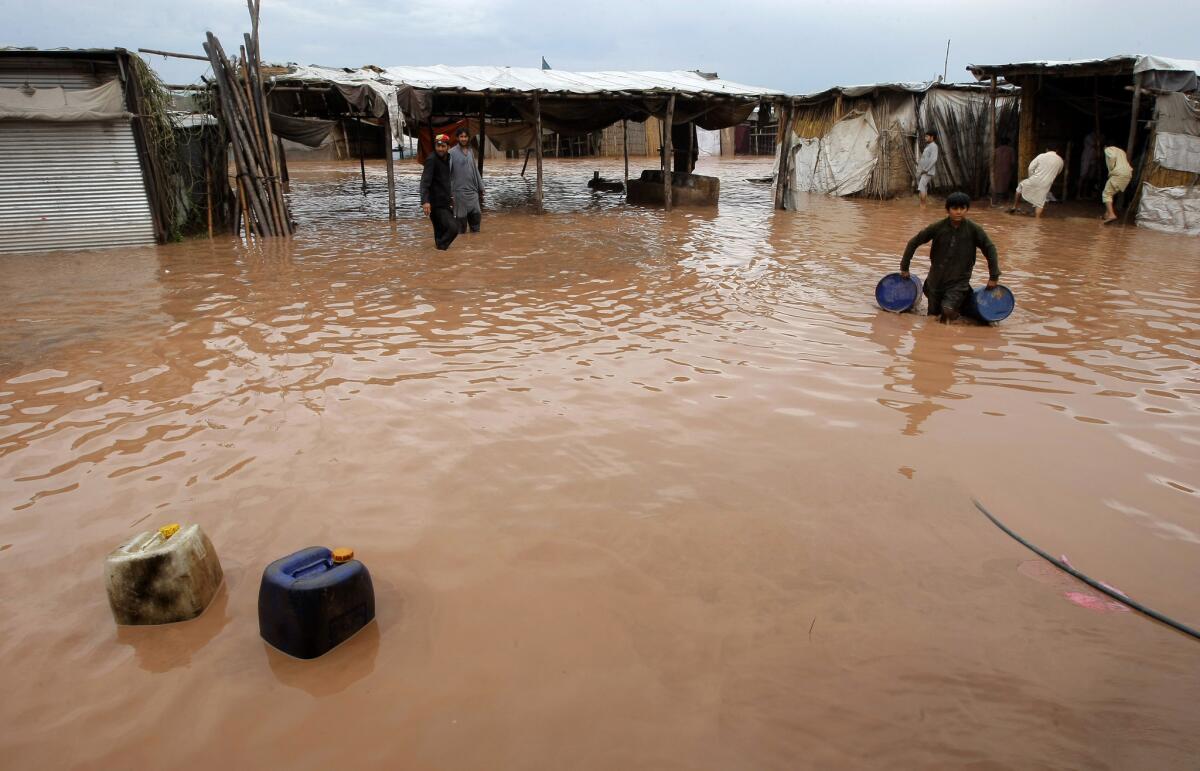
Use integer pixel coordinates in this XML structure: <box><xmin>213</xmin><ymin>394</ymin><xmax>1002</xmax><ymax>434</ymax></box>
<box><xmin>331</xmin><ymin>548</ymin><xmax>354</xmax><ymax>563</ymax></box>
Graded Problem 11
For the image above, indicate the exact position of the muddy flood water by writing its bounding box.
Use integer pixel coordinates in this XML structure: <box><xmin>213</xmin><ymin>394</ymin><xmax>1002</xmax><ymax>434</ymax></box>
<box><xmin>2</xmin><ymin>156</ymin><xmax>1199</xmax><ymax>769</ymax></box>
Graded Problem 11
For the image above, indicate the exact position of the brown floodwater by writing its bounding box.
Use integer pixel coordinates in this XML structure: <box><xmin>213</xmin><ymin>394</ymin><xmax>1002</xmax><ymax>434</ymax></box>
<box><xmin>2</xmin><ymin>156</ymin><xmax>1199</xmax><ymax>769</ymax></box>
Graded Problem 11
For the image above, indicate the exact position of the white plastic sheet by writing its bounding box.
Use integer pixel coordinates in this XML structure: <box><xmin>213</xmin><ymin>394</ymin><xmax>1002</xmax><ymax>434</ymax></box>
<box><xmin>790</xmin><ymin>111</ymin><xmax>879</xmax><ymax>197</ymax></box>
<box><xmin>1137</xmin><ymin>183</ymin><xmax>1200</xmax><ymax>236</ymax></box>
<box><xmin>1154</xmin><ymin>132</ymin><xmax>1200</xmax><ymax>174</ymax></box>
<box><xmin>0</xmin><ymin>79</ymin><xmax>129</xmax><ymax>122</ymax></box>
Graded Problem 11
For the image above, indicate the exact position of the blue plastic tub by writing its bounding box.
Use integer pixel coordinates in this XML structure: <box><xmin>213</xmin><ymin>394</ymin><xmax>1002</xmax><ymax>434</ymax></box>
<box><xmin>875</xmin><ymin>272</ymin><xmax>923</xmax><ymax>313</ymax></box>
<box><xmin>964</xmin><ymin>284</ymin><xmax>1015</xmax><ymax>323</ymax></box>
<box><xmin>258</xmin><ymin>546</ymin><xmax>375</xmax><ymax>659</ymax></box>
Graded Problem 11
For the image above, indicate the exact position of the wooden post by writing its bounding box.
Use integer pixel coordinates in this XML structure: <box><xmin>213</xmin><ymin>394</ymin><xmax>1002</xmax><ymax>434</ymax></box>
<box><xmin>687</xmin><ymin>120</ymin><xmax>694</xmax><ymax>173</ymax></box>
<box><xmin>1017</xmin><ymin>77</ymin><xmax>1038</xmax><ymax>181</ymax></box>
<box><xmin>1061</xmin><ymin>140</ymin><xmax>1072</xmax><ymax>202</ymax></box>
<box><xmin>478</xmin><ymin>97</ymin><xmax>487</xmax><ymax>175</ymax></box>
<box><xmin>383</xmin><ymin>112</ymin><xmax>396</xmax><ymax>221</ymax></box>
<box><xmin>988</xmin><ymin>76</ymin><xmax>997</xmax><ymax>204</ymax></box>
<box><xmin>533</xmin><ymin>92</ymin><xmax>544</xmax><ymax>207</ymax></box>
<box><xmin>622</xmin><ymin>119</ymin><xmax>630</xmax><ymax>192</ymax></box>
<box><xmin>356</xmin><ymin>118</ymin><xmax>367</xmax><ymax>195</ymax></box>
<box><xmin>774</xmin><ymin>102</ymin><xmax>793</xmax><ymax>210</ymax></box>
<box><xmin>1126</xmin><ymin>72</ymin><xmax>1143</xmax><ymax>161</ymax></box>
<box><xmin>663</xmin><ymin>94</ymin><xmax>675</xmax><ymax>211</ymax></box>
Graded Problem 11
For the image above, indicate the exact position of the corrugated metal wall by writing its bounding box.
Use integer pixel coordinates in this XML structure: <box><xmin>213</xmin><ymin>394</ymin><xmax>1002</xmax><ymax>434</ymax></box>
<box><xmin>0</xmin><ymin>121</ymin><xmax>157</xmax><ymax>254</ymax></box>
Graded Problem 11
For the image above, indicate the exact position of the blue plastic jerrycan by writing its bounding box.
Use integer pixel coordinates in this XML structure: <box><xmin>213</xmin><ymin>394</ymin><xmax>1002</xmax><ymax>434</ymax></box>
<box><xmin>964</xmin><ymin>284</ymin><xmax>1016</xmax><ymax>323</ymax></box>
<box><xmin>258</xmin><ymin>546</ymin><xmax>375</xmax><ymax>659</ymax></box>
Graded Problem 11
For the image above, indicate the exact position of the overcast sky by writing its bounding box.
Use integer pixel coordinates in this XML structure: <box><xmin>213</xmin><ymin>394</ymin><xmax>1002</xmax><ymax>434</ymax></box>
<box><xmin>6</xmin><ymin>0</ymin><xmax>1198</xmax><ymax>93</ymax></box>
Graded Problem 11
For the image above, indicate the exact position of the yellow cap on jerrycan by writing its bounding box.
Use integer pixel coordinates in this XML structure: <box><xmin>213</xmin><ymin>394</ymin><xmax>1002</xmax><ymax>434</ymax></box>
<box><xmin>159</xmin><ymin>523</ymin><xmax>181</xmax><ymax>540</ymax></box>
<box><xmin>331</xmin><ymin>548</ymin><xmax>354</xmax><ymax>564</ymax></box>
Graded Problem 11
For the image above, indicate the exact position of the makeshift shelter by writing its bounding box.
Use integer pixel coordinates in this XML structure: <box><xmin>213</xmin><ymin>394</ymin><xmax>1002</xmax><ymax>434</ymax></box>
<box><xmin>773</xmin><ymin>82</ymin><xmax>1017</xmax><ymax>208</ymax></box>
<box><xmin>265</xmin><ymin>64</ymin><xmax>784</xmax><ymax>213</ymax></box>
<box><xmin>0</xmin><ymin>48</ymin><xmax>183</xmax><ymax>252</ymax></box>
<box><xmin>967</xmin><ymin>54</ymin><xmax>1200</xmax><ymax>233</ymax></box>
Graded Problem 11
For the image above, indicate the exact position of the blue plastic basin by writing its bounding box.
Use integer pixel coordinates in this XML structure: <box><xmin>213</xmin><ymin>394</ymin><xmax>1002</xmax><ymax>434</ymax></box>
<box><xmin>965</xmin><ymin>284</ymin><xmax>1015</xmax><ymax>323</ymax></box>
<box><xmin>258</xmin><ymin>546</ymin><xmax>375</xmax><ymax>659</ymax></box>
<box><xmin>875</xmin><ymin>272</ymin><xmax>923</xmax><ymax>313</ymax></box>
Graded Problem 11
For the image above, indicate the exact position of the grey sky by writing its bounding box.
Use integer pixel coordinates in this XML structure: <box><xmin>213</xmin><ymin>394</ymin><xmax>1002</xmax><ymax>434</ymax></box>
<box><xmin>6</xmin><ymin>0</ymin><xmax>1198</xmax><ymax>93</ymax></box>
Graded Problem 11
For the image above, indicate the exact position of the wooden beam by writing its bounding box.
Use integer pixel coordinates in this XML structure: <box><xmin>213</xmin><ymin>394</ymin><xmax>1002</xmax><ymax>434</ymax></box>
<box><xmin>989</xmin><ymin>76</ymin><xmax>997</xmax><ymax>204</ymax></box>
<box><xmin>138</xmin><ymin>47</ymin><xmax>209</xmax><ymax>62</ymax></box>
<box><xmin>533</xmin><ymin>92</ymin><xmax>544</xmax><ymax>207</ymax></box>
<box><xmin>663</xmin><ymin>94</ymin><xmax>675</xmax><ymax>211</ymax></box>
<box><xmin>1126</xmin><ymin>72</ymin><xmax>1143</xmax><ymax>161</ymax></box>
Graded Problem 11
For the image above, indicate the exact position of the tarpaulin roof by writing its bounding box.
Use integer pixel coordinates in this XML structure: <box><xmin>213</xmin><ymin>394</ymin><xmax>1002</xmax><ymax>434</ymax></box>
<box><xmin>791</xmin><ymin>80</ymin><xmax>1014</xmax><ymax>106</ymax></box>
<box><xmin>967</xmin><ymin>54</ymin><xmax>1200</xmax><ymax>79</ymax></box>
<box><xmin>273</xmin><ymin>64</ymin><xmax>783</xmax><ymax>99</ymax></box>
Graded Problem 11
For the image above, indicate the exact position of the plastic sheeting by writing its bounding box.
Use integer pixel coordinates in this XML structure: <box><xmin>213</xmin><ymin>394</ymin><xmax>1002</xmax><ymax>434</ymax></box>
<box><xmin>1155</xmin><ymin>132</ymin><xmax>1200</xmax><ymax>174</ymax></box>
<box><xmin>1137</xmin><ymin>184</ymin><xmax>1200</xmax><ymax>235</ymax></box>
<box><xmin>790</xmin><ymin>111</ymin><xmax>879</xmax><ymax>197</ymax></box>
<box><xmin>0</xmin><ymin>79</ymin><xmax>129</xmax><ymax>122</ymax></box>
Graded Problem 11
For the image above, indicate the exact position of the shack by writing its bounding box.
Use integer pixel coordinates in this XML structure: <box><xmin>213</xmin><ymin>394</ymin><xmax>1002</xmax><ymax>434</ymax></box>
<box><xmin>0</xmin><ymin>48</ymin><xmax>183</xmax><ymax>253</ymax></box>
<box><xmin>773</xmin><ymin>81</ymin><xmax>1018</xmax><ymax>207</ymax></box>
<box><xmin>265</xmin><ymin>64</ymin><xmax>784</xmax><ymax>212</ymax></box>
<box><xmin>966</xmin><ymin>54</ymin><xmax>1200</xmax><ymax>233</ymax></box>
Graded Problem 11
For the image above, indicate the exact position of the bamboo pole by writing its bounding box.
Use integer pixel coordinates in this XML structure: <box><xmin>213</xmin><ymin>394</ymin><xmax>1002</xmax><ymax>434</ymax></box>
<box><xmin>988</xmin><ymin>76</ymin><xmax>997</xmax><ymax>204</ymax></box>
<box><xmin>622</xmin><ymin>119</ymin><xmax>629</xmax><ymax>192</ymax></box>
<box><xmin>244</xmin><ymin>29</ymin><xmax>290</xmax><ymax>234</ymax></box>
<box><xmin>239</xmin><ymin>45</ymin><xmax>280</xmax><ymax>235</ymax></box>
<box><xmin>533</xmin><ymin>91</ymin><xmax>544</xmax><ymax>207</ymax></box>
<box><xmin>663</xmin><ymin>94</ymin><xmax>675</xmax><ymax>211</ymax></box>
<box><xmin>210</xmin><ymin>34</ymin><xmax>273</xmax><ymax>231</ymax></box>
<box><xmin>204</xmin><ymin>37</ymin><xmax>271</xmax><ymax>236</ymax></box>
<box><xmin>384</xmin><ymin>112</ymin><xmax>396</xmax><ymax>220</ymax></box>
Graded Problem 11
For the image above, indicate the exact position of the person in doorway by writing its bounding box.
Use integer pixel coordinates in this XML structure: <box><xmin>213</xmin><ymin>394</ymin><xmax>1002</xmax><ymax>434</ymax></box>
<box><xmin>449</xmin><ymin>127</ymin><xmax>485</xmax><ymax>233</ymax></box>
<box><xmin>420</xmin><ymin>134</ymin><xmax>458</xmax><ymax>250</ymax></box>
<box><xmin>1077</xmin><ymin>131</ymin><xmax>1101</xmax><ymax>198</ymax></box>
<box><xmin>1010</xmin><ymin>143</ymin><xmax>1064</xmax><ymax>218</ymax></box>
<box><xmin>900</xmin><ymin>191</ymin><xmax>1001</xmax><ymax>323</ymax></box>
<box><xmin>917</xmin><ymin>130</ymin><xmax>939</xmax><ymax>207</ymax></box>
<box><xmin>1101</xmin><ymin>144</ymin><xmax>1133</xmax><ymax>222</ymax></box>
<box><xmin>993</xmin><ymin>136</ymin><xmax>1015</xmax><ymax>198</ymax></box>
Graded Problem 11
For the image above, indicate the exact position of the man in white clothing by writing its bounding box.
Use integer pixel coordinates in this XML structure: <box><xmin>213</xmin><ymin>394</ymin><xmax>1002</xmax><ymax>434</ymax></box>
<box><xmin>1011</xmin><ymin>144</ymin><xmax>1064</xmax><ymax>219</ymax></box>
<box><xmin>916</xmin><ymin>131</ymin><xmax>938</xmax><ymax>208</ymax></box>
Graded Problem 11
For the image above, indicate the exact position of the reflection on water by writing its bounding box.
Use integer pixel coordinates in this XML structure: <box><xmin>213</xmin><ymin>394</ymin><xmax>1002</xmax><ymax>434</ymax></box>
<box><xmin>1</xmin><ymin>157</ymin><xmax>1199</xmax><ymax>769</ymax></box>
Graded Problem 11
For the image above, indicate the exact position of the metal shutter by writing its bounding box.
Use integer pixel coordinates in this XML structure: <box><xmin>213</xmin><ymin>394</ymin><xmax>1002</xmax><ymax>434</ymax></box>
<box><xmin>0</xmin><ymin>121</ymin><xmax>157</xmax><ymax>254</ymax></box>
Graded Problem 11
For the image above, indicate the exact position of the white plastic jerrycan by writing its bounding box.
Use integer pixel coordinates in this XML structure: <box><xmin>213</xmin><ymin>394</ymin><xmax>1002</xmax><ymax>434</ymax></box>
<box><xmin>104</xmin><ymin>523</ymin><xmax>224</xmax><ymax>625</ymax></box>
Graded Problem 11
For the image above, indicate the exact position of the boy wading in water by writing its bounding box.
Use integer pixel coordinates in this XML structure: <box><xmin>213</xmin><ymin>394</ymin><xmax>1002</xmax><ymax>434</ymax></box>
<box><xmin>901</xmin><ymin>192</ymin><xmax>1001</xmax><ymax>323</ymax></box>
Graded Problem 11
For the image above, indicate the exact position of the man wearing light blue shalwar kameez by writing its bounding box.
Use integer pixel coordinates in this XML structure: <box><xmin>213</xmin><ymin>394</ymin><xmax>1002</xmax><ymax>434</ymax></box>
<box><xmin>448</xmin><ymin>129</ymin><xmax>484</xmax><ymax>233</ymax></box>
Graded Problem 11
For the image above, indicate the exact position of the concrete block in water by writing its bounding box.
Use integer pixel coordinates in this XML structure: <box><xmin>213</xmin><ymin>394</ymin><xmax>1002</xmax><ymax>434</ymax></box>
<box><xmin>104</xmin><ymin>523</ymin><xmax>224</xmax><ymax>625</ymax></box>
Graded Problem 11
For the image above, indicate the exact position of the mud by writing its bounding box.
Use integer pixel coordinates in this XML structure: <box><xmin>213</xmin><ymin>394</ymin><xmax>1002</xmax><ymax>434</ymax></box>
<box><xmin>1</xmin><ymin>156</ymin><xmax>1199</xmax><ymax>769</ymax></box>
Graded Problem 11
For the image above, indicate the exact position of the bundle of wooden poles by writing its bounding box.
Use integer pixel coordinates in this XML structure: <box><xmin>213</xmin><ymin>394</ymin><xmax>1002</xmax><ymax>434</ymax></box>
<box><xmin>202</xmin><ymin>23</ymin><xmax>292</xmax><ymax>238</ymax></box>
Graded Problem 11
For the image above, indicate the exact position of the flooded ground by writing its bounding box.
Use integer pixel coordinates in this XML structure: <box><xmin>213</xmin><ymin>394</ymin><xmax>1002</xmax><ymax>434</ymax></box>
<box><xmin>1</xmin><ymin>156</ymin><xmax>1199</xmax><ymax>769</ymax></box>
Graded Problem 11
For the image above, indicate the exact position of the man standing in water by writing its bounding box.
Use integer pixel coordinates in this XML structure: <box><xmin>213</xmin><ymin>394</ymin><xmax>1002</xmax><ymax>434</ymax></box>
<box><xmin>900</xmin><ymin>191</ymin><xmax>1001</xmax><ymax>323</ymax></box>
<box><xmin>917</xmin><ymin>130</ymin><xmax>939</xmax><ymax>208</ymax></box>
<box><xmin>420</xmin><ymin>134</ymin><xmax>457</xmax><ymax>250</ymax></box>
<box><xmin>449</xmin><ymin>127</ymin><xmax>485</xmax><ymax>234</ymax></box>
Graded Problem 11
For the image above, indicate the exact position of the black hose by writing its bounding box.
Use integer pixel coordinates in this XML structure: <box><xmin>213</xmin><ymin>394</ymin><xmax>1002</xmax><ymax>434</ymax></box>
<box><xmin>972</xmin><ymin>499</ymin><xmax>1200</xmax><ymax>642</ymax></box>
